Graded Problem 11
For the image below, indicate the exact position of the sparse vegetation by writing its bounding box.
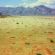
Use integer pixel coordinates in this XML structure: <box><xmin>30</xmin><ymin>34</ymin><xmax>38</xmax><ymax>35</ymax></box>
<box><xmin>0</xmin><ymin>12</ymin><xmax>9</xmax><ymax>18</ymax></box>
<box><xmin>0</xmin><ymin>16</ymin><xmax>55</xmax><ymax>55</ymax></box>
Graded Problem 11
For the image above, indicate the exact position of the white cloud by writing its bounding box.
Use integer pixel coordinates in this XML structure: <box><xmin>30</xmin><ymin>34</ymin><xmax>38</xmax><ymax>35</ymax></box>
<box><xmin>19</xmin><ymin>0</ymin><xmax>55</xmax><ymax>8</ymax></box>
<box><xmin>0</xmin><ymin>0</ymin><xmax>55</xmax><ymax>8</ymax></box>
<box><xmin>4</xmin><ymin>5</ymin><xmax>18</xmax><ymax>7</ymax></box>
<box><xmin>38</xmin><ymin>0</ymin><xmax>55</xmax><ymax>4</ymax></box>
<box><xmin>38</xmin><ymin>0</ymin><xmax>55</xmax><ymax>7</ymax></box>
<box><xmin>18</xmin><ymin>2</ymin><xmax>41</xmax><ymax>7</ymax></box>
<box><xmin>40</xmin><ymin>0</ymin><xmax>55</xmax><ymax>8</ymax></box>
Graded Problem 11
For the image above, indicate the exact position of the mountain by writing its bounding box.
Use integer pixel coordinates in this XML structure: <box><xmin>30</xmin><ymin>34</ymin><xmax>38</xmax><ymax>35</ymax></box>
<box><xmin>0</xmin><ymin>5</ymin><xmax>55</xmax><ymax>16</ymax></box>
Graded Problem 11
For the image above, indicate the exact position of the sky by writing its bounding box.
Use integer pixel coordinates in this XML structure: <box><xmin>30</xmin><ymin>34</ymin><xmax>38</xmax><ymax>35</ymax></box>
<box><xmin>0</xmin><ymin>0</ymin><xmax>55</xmax><ymax>8</ymax></box>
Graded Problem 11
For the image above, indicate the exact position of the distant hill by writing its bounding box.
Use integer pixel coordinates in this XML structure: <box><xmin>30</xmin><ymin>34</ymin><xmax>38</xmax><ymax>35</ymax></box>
<box><xmin>0</xmin><ymin>5</ymin><xmax>55</xmax><ymax>16</ymax></box>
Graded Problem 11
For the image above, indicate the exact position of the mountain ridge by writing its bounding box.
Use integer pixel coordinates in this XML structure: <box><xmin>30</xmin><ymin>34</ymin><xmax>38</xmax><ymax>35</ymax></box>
<box><xmin>0</xmin><ymin>5</ymin><xmax>55</xmax><ymax>16</ymax></box>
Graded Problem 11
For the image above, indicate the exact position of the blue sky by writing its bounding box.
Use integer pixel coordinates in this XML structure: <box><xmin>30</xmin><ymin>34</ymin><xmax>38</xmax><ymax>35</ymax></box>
<box><xmin>0</xmin><ymin>0</ymin><xmax>55</xmax><ymax>8</ymax></box>
<box><xmin>0</xmin><ymin>0</ymin><xmax>37</xmax><ymax>5</ymax></box>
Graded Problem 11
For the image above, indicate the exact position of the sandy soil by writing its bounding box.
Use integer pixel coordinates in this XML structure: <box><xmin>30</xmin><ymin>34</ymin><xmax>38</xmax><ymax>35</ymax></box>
<box><xmin>0</xmin><ymin>16</ymin><xmax>55</xmax><ymax>55</ymax></box>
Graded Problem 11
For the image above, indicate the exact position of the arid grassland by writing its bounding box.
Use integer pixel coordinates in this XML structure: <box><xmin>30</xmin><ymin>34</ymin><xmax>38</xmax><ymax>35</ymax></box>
<box><xmin>0</xmin><ymin>16</ymin><xmax>55</xmax><ymax>55</ymax></box>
